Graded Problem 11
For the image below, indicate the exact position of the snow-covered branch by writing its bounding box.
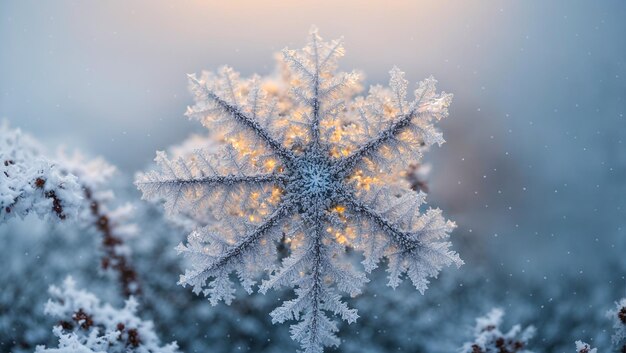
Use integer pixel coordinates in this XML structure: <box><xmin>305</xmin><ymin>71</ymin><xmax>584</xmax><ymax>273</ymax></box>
<box><xmin>608</xmin><ymin>298</ymin><xmax>626</xmax><ymax>352</ymax></box>
<box><xmin>461</xmin><ymin>308</ymin><xmax>535</xmax><ymax>353</ymax></box>
<box><xmin>1</xmin><ymin>125</ymin><xmax>82</xmax><ymax>222</ymax></box>
<box><xmin>35</xmin><ymin>277</ymin><xmax>179</xmax><ymax>353</ymax></box>
<box><xmin>1</xmin><ymin>124</ymin><xmax>140</xmax><ymax>297</ymax></box>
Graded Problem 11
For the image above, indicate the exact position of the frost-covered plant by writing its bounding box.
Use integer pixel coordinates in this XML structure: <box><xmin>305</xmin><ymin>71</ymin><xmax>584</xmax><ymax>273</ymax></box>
<box><xmin>460</xmin><ymin>308</ymin><xmax>535</xmax><ymax>353</ymax></box>
<box><xmin>0</xmin><ymin>124</ymin><xmax>82</xmax><ymax>222</ymax></box>
<box><xmin>575</xmin><ymin>341</ymin><xmax>597</xmax><ymax>353</ymax></box>
<box><xmin>607</xmin><ymin>298</ymin><xmax>626</xmax><ymax>352</ymax></box>
<box><xmin>0</xmin><ymin>124</ymin><xmax>142</xmax><ymax>352</ymax></box>
<box><xmin>406</xmin><ymin>163</ymin><xmax>431</xmax><ymax>193</ymax></box>
<box><xmin>1</xmin><ymin>124</ymin><xmax>140</xmax><ymax>296</ymax></box>
<box><xmin>59</xmin><ymin>150</ymin><xmax>140</xmax><ymax>296</ymax></box>
<box><xmin>0</xmin><ymin>216</ymin><xmax>106</xmax><ymax>353</ymax></box>
<box><xmin>35</xmin><ymin>277</ymin><xmax>179</xmax><ymax>353</ymax></box>
<box><xmin>136</xmin><ymin>28</ymin><xmax>461</xmax><ymax>352</ymax></box>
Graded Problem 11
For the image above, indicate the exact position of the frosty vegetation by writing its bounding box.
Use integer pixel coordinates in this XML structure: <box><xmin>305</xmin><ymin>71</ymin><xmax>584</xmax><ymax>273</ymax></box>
<box><xmin>0</xmin><ymin>124</ymin><xmax>82</xmax><ymax>222</ymax></box>
<box><xmin>460</xmin><ymin>308</ymin><xmax>535</xmax><ymax>353</ymax></box>
<box><xmin>608</xmin><ymin>298</ymin><xmax>626</xmax><ymax>352</ymax></box>
<box><xmin>0</xmin><ymin>124</ymin><xmax>140</xmax><ymax>297</ymax></box>
<box><xmin>574</xmin><ymin>341</ymin><xmax>597</xmax><ymax>353</ymax></box>
<box><xmin>35</xmin><ymin>277</ymin><xmax>179</xmax><ymax>353</ymax></box>
<box><xmin>136</xmin><ymin>27</ymin><xmax>461</xmax><ymax>352</ymax></box>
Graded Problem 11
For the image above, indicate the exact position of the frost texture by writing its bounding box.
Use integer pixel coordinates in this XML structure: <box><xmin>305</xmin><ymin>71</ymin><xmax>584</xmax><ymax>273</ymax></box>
<box><xmin>35</xmin><ymin>277</ymin><xmax>179</xmax><ymax>353</ymax></box>
<box><xmin>0</xmin><ymin>124</ymin><xmax>82</xmax><ymax>222</ymax></box>
<box><xmin>136</xmin><ymin>28</ymin><xmax>461</xmax><ymax>352</ymax></box>
<box><xmin>1</xmin><ymin>124</ymin><xmax>140</xmax><ymax>296</ymax></box>
<box><xmin>461</xmin><ymin>308</ymin><xmax>535</xmax><ymax>353</ymax></box>
<box><xmin>59</xmin><ymin>150</ymin><xmax>141</xmax><ymax>296</ymax></box>
<box><xmin>574</xmin><ymin>341</ymin><xmax>597</xmax><ymax>353</ymax></box>
<box><xmin>607</xmin><ymin>298</ymin><xmax>626</xmax><ymax>351</ymax></box>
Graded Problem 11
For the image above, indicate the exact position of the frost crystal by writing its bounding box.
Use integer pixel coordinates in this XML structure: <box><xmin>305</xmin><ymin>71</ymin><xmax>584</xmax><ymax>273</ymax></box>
<box><xmin>607</xmin><ymin>298</ymin><xmax>626</xmax><ymax>351</ymax></box>
<box><xmin>35</xmin><ymin>277</ymin><xmax>179</xmax><ymax>353</ymax></box>
<box><xmin>59</xmin><ymin>150</ymin><xmax>141</xmax><ymax>296</ymax></box>
<box><xmin>461</xmin><ymin>308</ymin><xmax>535</xmax><ymax>353</ymax></box>
<box><xmin>136</xmin><ymin>28</ymin><xmax>461</xmax><ymax>352</ymax></box>
<box><xmin>574</xmin><ymin>341</ymin><xmax>597</xmax><ymax>353</ymax></box>
<box><xmin>0</xmin><ymin>124</ymin><xmax>82</xmax><ymax>222</ymax></box>
<box><xmin>1</xmin><ymin>124</ymin><xmax>140</xmax><ymax>296</ymax></box>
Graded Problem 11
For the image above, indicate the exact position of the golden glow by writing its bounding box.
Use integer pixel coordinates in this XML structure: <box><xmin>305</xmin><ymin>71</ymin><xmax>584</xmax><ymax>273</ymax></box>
<box><xmin>333</xmin><ymin>226</ymin><xmax>356</xmax><ymax>246</ymax></box>
<box><xmin>227</xmin><ymin>136</ymin><xmax>261</xmax><ymax>158</ymax></box>
<box><xmin>349</xmin><ymin>170</ymin><xmax>381</xmax><ymax>191</ymax></box>
<box><xmin>264</xmin><ymin>159</ymin><xmax>277</xmax><ymax>171</ymax></box>
<box><xmin>333</xmin><ymin>205</ymin><xmax>345</xmax><ymax>214</ymax></box>
<box><xmin>269</xmin><ymin>187</ymin><xmax>282</xmax><ymax>204</ymax></box>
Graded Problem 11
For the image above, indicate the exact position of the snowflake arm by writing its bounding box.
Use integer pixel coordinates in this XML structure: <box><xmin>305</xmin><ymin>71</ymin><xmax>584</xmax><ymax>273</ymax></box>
<box><xmin>177</xmin><ymin>201</ymin><xmax>294</xmax><ymax>305</ymax></box>
<box><xmin>342</xmin><ymin>191</ymin><xmax>461</xmax><ymax>291</ymax></box>
<box><xmin>337</xmin><ymin>69</ymin><xmax>452</xmax><ymax>175</ymax></box>
<box><xmin>187</xmin><ymin>73</ymin><xmax>296</xmax><ymax>163</ymax></box>
<box><xmin>264</xmin><ymin>220</ymin><xmax>362</xmax><ymax>353</ymax></box>
<box><xmin>282</xmin><ymin>27</ymin><xmax>359</xmax><ymax>149</ymax></box>
<box><xmin>343</xmin><ymin>191</ymin><xmax>420</xmax><ymax>251</ymax></box>
<box><xmin>337</xmin><ymin>108</ymin><xmax>417</xmax><ymax>175</ymax></box>
<box><xmin>136</xmin><ymin>149</ymin><xmax>286</xmax><ymax>215</ymax></box>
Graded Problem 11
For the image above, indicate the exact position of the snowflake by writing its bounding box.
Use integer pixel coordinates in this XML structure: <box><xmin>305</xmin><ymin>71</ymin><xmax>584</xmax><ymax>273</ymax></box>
<box><xmin>136</xmin><ymin>28</ymin><xmax>462</xmax><ymax>352</ymax></box>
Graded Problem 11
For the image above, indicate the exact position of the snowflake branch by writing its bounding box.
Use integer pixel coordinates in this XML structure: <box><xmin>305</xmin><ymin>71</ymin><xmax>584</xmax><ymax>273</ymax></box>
<box><xmin>137</xmin><ymin>171</ymin><xmax>287</xmax><ymax>215</ymax></box>
<box><xmin>342</xmin><ymin>192</ymin><xmax>419</xmax><ymax>252</ymax></box>
<box><xmin>180</xmin><ymin>200</ymin><xmax>293</xmax><ymax>285</ymax></box>
<box><xmin>137</xmin><ymin>173</ymin><xmax>287</xmax><ymax>189</ymax></box>
<box><xmin>337</xmin><ymin>109</ymin><xmax>417</xmax><ymax>175</ymax></box>
<box><xmin>310</xmin><ymin>31</ymin><xmax>322</xmax><ymax>146</ymax></box>
<box><xmin>189</xmin><ymin>75</ymin><xmax>296</xmax><ymax>163</ymax></box>
<box><xmin>306</xmin><ymin>221</ymin><xmax>325</xmax><ymax>348</ymax></box>
<box><xmin>269</xmin><ymin>219</ymin><xmax>344</xmax><ymax>352</ymax></box>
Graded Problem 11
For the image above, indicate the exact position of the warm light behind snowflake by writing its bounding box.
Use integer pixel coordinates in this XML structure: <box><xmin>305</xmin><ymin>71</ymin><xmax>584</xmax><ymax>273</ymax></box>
<box><xmin>136</xmin><ymin>28</ymin><xmax>462</xmax><ymax>353</ymax></box>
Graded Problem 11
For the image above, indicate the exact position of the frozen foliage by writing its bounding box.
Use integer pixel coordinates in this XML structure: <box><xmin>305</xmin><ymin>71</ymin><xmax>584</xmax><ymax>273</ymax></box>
<box><xmin>0</xmin><ymin>216</ymin><xmax>106</xmax><ymax>353</ymax></box>
<box><xmin>461</xmin><ymin>308</ymin><xmax>535</xmax><ymax>353</ymax></box>
<box><xmin>35</xmin><ymin>277</ymin><xmax>179</xmax><ymax>353</ymax></box>
<box><xmin>136</xmin><ymin>28</ymin><xmax>461</xmax><ymax>352</ymax></box>
<box><xmin>607</xmin><ymin>298</ymin><xmax>626</xmax><ymax>352</ymax></box>
<box><xmin>0</xmin><ymin>125</ymin><xmax>142</xmax><ymax>352</ymax></box>
<box><xmin>59</xmin><ymin>150</ymin><xmax>141</xmax><ymax>296</ymax></box>
<box><xmin>574</xmin><ymin>341</ymin><xmax>597</xmax><ymax>353</ymax></box>
<box><xmin>0</xmin><ymin>124</ymin><xmax>82</xmax><ymax>222</ymax></box>
<box><xmin>0</xmin><ymin>124</ymin><xmax>140</xmax><ymax>296</ymax></box>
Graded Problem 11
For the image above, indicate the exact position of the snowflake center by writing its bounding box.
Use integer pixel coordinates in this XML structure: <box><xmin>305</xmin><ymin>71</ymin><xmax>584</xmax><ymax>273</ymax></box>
<box><xmin>291</xmin><ymin>155</ymin><xmax>338</xmax><ymax>202</ymax></box>
<box><xmin>302</xmin><ymin>165</ymin><xmax>331</xmax><ymax>194</ymax></box>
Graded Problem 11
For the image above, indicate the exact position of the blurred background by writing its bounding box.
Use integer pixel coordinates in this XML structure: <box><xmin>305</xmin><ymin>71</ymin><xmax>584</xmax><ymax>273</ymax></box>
<box><xmin>1</xmin><ymin>1</ymin><xmax>625</xmax><ymax>352</ymax></box>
